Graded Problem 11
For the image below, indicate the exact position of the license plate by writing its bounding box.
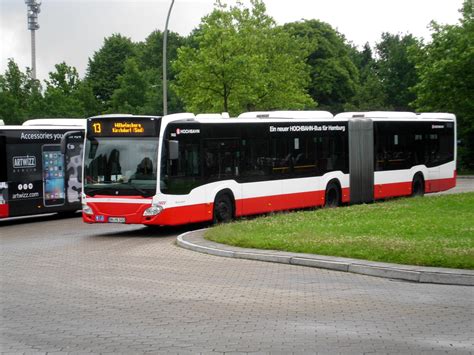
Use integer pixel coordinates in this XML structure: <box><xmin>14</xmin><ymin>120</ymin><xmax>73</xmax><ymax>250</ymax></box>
<box><xmin>108</xmin><ymin>217</ymin><xmax>126</xmax><ymax>223</ymax></box>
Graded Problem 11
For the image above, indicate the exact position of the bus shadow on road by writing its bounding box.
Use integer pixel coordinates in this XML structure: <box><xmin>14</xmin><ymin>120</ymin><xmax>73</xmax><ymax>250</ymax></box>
<box><xmin>0</xmin><ymin>211</ymin><xmax>81</xmax><ymax>227</ymax></box>
<box><xmin>86</xmin><ymin>222</ymin><xmax>210</xmax><ymax>239</ymax></box>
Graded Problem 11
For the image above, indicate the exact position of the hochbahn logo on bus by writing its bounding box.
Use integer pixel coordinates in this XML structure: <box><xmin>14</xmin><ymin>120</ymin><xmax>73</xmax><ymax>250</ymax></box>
<box><xmin>13</xmin><ymin>155</ymin><xmax>36</xmax><ymax>169</ymax></box>
<box><xmin>176</xmin><ymin>128</ymin><xmax>200</xmax><ymax>135</ymax></box>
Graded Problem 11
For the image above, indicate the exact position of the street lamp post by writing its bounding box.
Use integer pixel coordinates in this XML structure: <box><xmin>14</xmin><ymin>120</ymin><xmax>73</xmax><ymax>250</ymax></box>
<box><xmin>162</xmin><ymin>0</ymin><xmax>175</xmax><ymax>116</ymax></box>
<box><xmin>25</xmin><ymin>0</ymin><xmax>41</xmax><ymax>80</ymax></box>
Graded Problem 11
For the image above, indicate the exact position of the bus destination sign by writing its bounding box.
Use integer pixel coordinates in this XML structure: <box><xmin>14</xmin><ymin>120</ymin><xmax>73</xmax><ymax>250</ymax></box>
<box><xmin>87</xmin><ymin>117</ymin><xmax>159</xmax><ymax>137</ymax></box>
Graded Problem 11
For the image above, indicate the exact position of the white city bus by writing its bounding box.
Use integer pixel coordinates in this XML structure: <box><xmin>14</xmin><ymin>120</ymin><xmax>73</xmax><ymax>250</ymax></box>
<box><xmin>80</xmin><ymin>111</ymin><xmax>456</xmax><ymax>226</ymax></box>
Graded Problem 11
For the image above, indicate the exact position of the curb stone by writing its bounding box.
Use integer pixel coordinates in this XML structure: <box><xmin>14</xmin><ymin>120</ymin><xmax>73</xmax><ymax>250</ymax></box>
<box><xmin>177</xmin><ymin>228</ymin><xmax>474</xmax><ymax>286</ymax></box>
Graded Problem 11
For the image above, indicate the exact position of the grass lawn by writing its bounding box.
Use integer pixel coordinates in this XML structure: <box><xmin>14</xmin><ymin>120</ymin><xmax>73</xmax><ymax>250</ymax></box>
<box><xmin>205</xmin><ymin>192</ymin><xmax>474</xmax><ymax>269</ymax></box>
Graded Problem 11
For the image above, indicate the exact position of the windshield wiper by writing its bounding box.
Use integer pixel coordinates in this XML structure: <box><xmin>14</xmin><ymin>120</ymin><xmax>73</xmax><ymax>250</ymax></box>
<box><xmin>85</xmin><ymin>184</ymin><xmax>154</xmax><ymax>197</ymax></box>
<box><xmin>126</xmin><ymin>183</ymin><xmax>154</xmax><ymax>197</ymax></box>
<box><xmin>84</xmin><ymin>187</ymin><xmax>113</xmax><ymax>196</ymax></box>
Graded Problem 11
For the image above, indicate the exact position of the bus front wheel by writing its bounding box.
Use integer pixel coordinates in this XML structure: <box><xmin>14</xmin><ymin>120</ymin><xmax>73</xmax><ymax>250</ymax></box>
<box><xmin>412</xmin><ymin>174</ymin><xmax>425</xmax><ymax>197</ymax></box>
<box><xmin>213</xmin><ymin>194</ymin><xmax>234</xmax><ymax>224</ymax></box>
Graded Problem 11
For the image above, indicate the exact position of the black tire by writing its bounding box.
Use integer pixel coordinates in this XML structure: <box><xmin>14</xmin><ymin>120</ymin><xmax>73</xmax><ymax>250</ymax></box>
<box><xmin>213</xmin><ymin>194</ymin><xmax>234</xmax><ymax>223</ymax></box>
<box><xmin>325</xmin><ymin>182</ymin><xmax>341</xmax><ymax>208</ymax></box>
<box><xmin>412</xmin><ymin>174</ymin><xmax>425</xmax><ymax>197</ymax></box>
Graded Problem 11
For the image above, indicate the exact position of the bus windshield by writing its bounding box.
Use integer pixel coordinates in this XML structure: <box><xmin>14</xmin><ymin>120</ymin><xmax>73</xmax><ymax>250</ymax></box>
<box><xmin>84</xmin><ymin>137</ymin><xmax>158</xmax><ymax>197</ymax></box>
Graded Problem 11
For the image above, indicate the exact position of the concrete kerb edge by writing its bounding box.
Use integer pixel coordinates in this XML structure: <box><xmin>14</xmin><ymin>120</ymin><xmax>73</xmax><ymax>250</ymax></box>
<box><xmin>176</xmin><ymin>229</ymin><xmax>474</xmax><ymax>286</ymax></box>
<box><xmin>177</xmin><ymin>229</ymin><xmax>235</xmax><ymax>258</ymax></box>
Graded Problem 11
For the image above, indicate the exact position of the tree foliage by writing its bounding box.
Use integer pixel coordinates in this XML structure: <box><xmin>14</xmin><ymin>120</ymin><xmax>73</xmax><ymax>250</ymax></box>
<box><xmin>0</xmin><ymin>59</ymin><xmax>40</xmax><ymax>124</ymax></box>
<box><xmin>42</xmin><ymin>62</ymin><xmax>85</xmax><ymax>117</ymax></box>
<box><xmin>376</xmin><ymin>33</ymin><xmax>420</xmax><ymax>111</ymax></box>
<box><xmin>346</xmin><ymin>43</ymin><xmax>388</xmax><ymax>111</ymax></box>
<box><xmin>411</xmin><ymin>0</ymin><xmax>474</xmax><ymax>170</ymax></box>
<box><xmin>85</xmin><ymin>34</ymin><xmax>136</xmax><ymax>111</ymax></box>
<box><xmin>135</xmin><ymin>30</ymin><xmax>185</xmax><ymax>115</ymax></box>
<box><xmin>284</xmin><ymin>20</ymin><xmax>359</xmax><ymax>113</ymax></box>
<box><xmin>109</xmin><ymin>58</ymin><xmax>149</xmax><ymax>114</ymax></box>
<box><xmin>172</xmin><ymin>0</ymin><xmax>314</xmax><ymax>115</ymax></box>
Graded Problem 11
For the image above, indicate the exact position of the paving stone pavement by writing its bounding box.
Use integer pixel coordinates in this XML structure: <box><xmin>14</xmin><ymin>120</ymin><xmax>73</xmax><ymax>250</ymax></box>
<box><xmin>1</xmin><ymin>216</ymin><xmax>473</xmax><ymax>354</ymax></box>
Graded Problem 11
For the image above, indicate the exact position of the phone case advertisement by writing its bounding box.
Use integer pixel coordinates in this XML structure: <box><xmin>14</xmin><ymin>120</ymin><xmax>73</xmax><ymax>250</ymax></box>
<box><xmin>1</xmin><ymin>129</ymin><xmax>84</xmax><ymax>218</ymax></box>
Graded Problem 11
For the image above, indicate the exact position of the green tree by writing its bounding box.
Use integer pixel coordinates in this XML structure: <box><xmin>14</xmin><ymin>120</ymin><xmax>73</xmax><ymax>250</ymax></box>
<box><xmin>109</xmin><ymin>58</ymin><xmax>149</xmax><ymax>114</ymax></box>
<box><xmin>284</xmin><ymin>20</ymin><xmax>359</xmax><ymax>113</ymax></box>
<box><xmin>346</xmin><ymin>43</ymin><xmax>388</xmax><ymax>111</ymax></box>
<box><xmin>135</xmin><ymin>30</ymin><xmax>185</xmax><ymax>114</ymax></box>
<box><xmin>0</xmin><ymin>59</ymin><xmax>39</xmax><ymax>124</ymax></box>
<box><xmin>75</xmin><ymin>80</ymin><xmax>102</xmax><ymax>117</ymax></box>
<box><xmin>411</xmin><ymin>0</ymin><xmax>474</xmax><ymax>170</ymax></box>
<box><xmin>172</xmin><ymin>0</ymin><xmax>314</xmax><ymax>115</ymax></box>
<box><xmin>42</xmin><ymin>62</ymin><xmax>85</xmax><ymax>117</ymax></box>
<box><xmin>86</xmin><ymin>34</ymin><xmax>136</xmax><ymax>111</ymax></box>
<box><xmin>376</xmin><ymin>33</ymin><xmax>420</xmax><ymax>111</ymax></box>
<box><xmin>25</xmin><ymin>76</ymin><xmax>46</xmax><ymax>119</ymax></box>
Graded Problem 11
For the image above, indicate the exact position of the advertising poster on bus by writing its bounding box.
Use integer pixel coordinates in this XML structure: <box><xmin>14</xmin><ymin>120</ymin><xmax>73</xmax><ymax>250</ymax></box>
<box><xmin>0</xmin><ymin>128</ymin><xmax>84</xmax><ymax>218</ymax></box>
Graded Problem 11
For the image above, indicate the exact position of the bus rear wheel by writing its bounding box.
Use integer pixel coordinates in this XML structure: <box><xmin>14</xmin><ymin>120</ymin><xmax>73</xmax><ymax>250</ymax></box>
<box><xmin>412</xmin><ymin>174</ymin><xmax>425</xmax><ymax>197</ymax></box>
<box><xmin>325</xmin><ymin>182</ymin><xmax>341</xmax><ymax>208</ymax></box>
<box><xmin>213</xmin><ymin>194</ymin><xmax>234</xmax><ymax>224</ymax></box>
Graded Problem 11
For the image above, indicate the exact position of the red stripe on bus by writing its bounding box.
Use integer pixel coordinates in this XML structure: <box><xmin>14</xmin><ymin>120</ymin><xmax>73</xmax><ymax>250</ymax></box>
<box><xmin>374</xmin><ymin>176</ymin><xmax>456</xmax><ymax>199</ymax></box>
<box><xmin>374</xmin><ymin>181</ymin><xmax>412</xmax><ymax>199</ymax></box>
<box><xmin>83</xmin><ymin>177</ymin><xmax>454</xmax><ymax>226</ymax></box>
<box><xmin>0</xmin><ymin>204</ymin><xmax>9</xmax><ymax>218</ymax></box>
<box><xmin>425</xmin><ymin>176</ymin><xmax>456</xmax><ymax>193</ymax></box>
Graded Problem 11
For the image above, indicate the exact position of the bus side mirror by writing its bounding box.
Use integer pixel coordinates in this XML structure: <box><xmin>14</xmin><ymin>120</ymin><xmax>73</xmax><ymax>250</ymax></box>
<box><xmin>61</xmin><ymin>131</ymin><xmax>83</xmax><ymax>154</ymax></box>
<box><xmin>168</xmin><ymin>140</ymin><xmax>179</xmax><ymax>160</ymax></box>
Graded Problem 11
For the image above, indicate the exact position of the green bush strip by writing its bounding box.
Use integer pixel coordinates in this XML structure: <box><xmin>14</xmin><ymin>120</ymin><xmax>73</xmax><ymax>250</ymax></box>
<box><xmin>205</xmin><ymin>193</ymin><xmax>474</xmax><ymax>269</ymax></box>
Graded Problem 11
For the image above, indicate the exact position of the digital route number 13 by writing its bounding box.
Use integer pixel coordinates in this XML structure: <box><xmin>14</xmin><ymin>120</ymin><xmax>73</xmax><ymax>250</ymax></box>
<box><xmin>92</xmin><ymin>123</ymin><xmax>102</xmax><ymax>134</ymax></box>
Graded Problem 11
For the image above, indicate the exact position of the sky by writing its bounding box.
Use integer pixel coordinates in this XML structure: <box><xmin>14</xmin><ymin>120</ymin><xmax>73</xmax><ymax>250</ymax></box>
<box><xmin>0</xmin><ymin>0</ymin><xmax>465</xmax><ymax>82</ymax></box>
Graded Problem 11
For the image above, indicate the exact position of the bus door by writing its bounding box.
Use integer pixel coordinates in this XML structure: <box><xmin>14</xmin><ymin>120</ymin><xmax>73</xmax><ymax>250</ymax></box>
<box><xmin>349</xmin><ymin>118</ymin><xmax>374</xmax><ymax>204</ymax></box>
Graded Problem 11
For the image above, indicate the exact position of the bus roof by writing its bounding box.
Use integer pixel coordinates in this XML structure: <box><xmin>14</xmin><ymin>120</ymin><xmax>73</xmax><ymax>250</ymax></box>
<box><xmin>89</xmin><ymin>114</ymin><xmax>161</xmax><ymax>120</ymax></box>
<box><xmin>22</xmin><ymin>118</ymin><xmax>86</xmax><ymax>127</ymax></box>
<box><xmin>238</xmin><ymin>111</ymin><xmax>333</xmax><ymax>119</ymax></box>
<box><xmin>335</xmin><ymin>111</ymin><xmax>456</xmax><ymax>121</ymax></box>
<box><xmin>0</xmin><ymin>124</ymin><xmax>86</xmax><ymax>131</ymax></box>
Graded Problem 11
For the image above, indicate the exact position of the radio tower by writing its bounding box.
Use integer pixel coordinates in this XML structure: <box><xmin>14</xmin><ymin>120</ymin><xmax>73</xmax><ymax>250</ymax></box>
<box><xmin>25</xmin><ymin>0</ymin><xmax>41</xmax><ymax>80</ymax></box>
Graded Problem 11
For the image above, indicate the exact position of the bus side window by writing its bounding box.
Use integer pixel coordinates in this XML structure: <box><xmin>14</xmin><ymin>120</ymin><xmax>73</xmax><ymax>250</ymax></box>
<box><xmin>316</xmin><ymin>133</ymin><xmax>340</xmax><ymax>174</ymax></box>
<box><xmin>162</xmin><ymin>140</ymin><xmax>201</xmax><ymax>194</ymax></box>
<box><xmin>438</xmin><ymin>128</ymin><xmax>454</xmax><ymax>165</ymax></box>
<box><xmin>271</xmin><ymin>137</ymin><xmax>290</xmax><ymax>176</ymax></box>
<box><xmin>292</xmin><ymin>135</ymin><xmax>317</xmax><ymax>176</ymax></box>
<box><xmin>204</xmin><ymin>139</ymin><xmax>240</xmax><ymax>180</ymax></box>
<box><xmin>178</xmin><ymin>143</ymin><xmax>200</xmax><ymax>178</ymax></box>
<box><xmin>428</xmin><ymin>133</ymin><xmax>440</xmax><ymax>166</ymax></box>
<box><xmin>240</xmin><ymin>139</ymin><xmax>269</xmax><ymax>179</ymax></box>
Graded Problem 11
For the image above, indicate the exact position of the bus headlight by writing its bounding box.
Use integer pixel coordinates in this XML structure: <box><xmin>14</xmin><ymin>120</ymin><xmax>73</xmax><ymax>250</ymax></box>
<box><xmin>143</xmin><ymin>205</ymin><xmax>163</xmax><ymax>216</ymax></box>
<box><xmin>82</xmin><ymin>204</ymin><xmax>93</xmax><ymax>215</ymax></box>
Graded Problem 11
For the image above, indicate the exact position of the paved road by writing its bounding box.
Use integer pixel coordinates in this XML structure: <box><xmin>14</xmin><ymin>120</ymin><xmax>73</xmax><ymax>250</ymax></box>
<box><xmin>1</xmin><ymin>209</ymin><xmax>473</xmax><ymax>354</ymax></box>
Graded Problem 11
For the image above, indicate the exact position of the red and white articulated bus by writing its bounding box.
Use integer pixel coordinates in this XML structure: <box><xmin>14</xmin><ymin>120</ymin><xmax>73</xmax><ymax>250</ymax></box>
<box><xmin>81</xmin><ymin>111</ymin><xmax>456</xmax><ymax>226</ymax></box>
